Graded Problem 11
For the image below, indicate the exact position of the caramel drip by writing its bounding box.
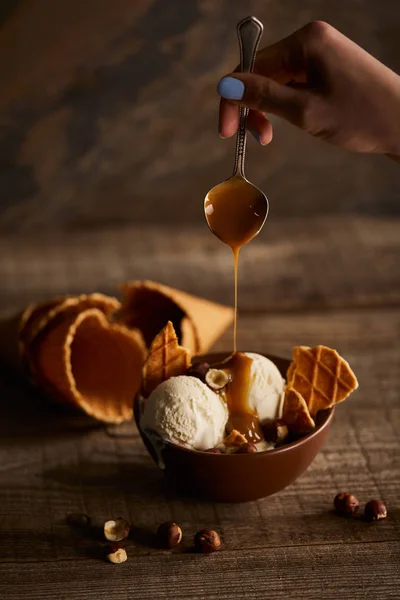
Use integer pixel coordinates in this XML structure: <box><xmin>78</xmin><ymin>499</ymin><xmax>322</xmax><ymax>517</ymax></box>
<box><xmin>216</xmin><ymin>352</ymin><xmax>263</xmax><ymax>443</ymax></box>
<box><xmin>205</xmin><ymin>176</ymin><xmax>265</xmax><ymax>354</ymax></box>
<box><xmin>233</xmin><ymin>247</ymin><xmax>239</xmax><ymax>354</ymax></box>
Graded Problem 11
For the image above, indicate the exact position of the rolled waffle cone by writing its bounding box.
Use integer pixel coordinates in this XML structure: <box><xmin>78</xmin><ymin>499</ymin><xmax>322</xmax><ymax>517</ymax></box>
<box><xmin>0</xmin><ymin>294</ymin><xmax>121</xmax><ymax>373</ymax></box>
<box><xmin>283</xmin><ymin>388</ymin><xmax>315</xmax><ymax>434</ymax></box>
<box><xmin>24</xmin><ymin>293</ymin><xmax>120</xmax><ymax>346</ymax></box>
<box><xmin>286</xmin><ymin>345</ymin><xmax>359</xmax><ymax>417</ymax></box>
<box><xmin>118</xmin><ymin>280</ymin><xmax>234</xmax><ymax>354</ymax></box>
<box><xmin>142</xmin><ymin>321</ymin><xmax>191</xmax><ymax>397</ymax></box>
<box><xmin>32</xmin><ymin>308</ymin><xmax>146</xmax><ymax>423</ymax></box>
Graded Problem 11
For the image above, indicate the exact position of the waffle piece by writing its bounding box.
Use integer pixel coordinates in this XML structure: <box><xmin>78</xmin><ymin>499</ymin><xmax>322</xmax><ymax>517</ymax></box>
<box><xmin>286</xmin><ymin>345</ymin><xmax>358</xmax><ymax>417</ymax></box>
<box><xmin>142</xmin><ymin>321</ymin><xmax>191</xmax><ymax>397</ymax></box>
<box><xmin>283</xmin><ymin>388</ymin><xmax>315</xmax><ymax>434</ymax></box>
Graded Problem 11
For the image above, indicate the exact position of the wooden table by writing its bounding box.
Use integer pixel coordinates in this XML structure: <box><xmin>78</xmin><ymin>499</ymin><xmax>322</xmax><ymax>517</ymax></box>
<box><xmin>1</xmin><ymin>216</ymin><xmax>399</xmax><ymax>599</ymax></box>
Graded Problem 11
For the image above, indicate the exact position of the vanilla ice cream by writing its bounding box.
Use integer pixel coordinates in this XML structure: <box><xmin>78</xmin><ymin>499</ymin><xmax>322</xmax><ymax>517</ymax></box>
<box><xmin>141</xmin><ymin>375</ymin><xmax>228</xmax><ymax>450</ymax></box>
<box><xmin>245</xmin><ymin>352</ymin><xmax>285</xmax><ymax>422</ymax></box>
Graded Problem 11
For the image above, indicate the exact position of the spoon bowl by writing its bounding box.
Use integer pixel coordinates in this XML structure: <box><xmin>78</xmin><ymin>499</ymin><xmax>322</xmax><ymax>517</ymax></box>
<box><xmin>204</xmin><ymin>175</ymin><xmax>268</xmax><ymax>247</ymax></box>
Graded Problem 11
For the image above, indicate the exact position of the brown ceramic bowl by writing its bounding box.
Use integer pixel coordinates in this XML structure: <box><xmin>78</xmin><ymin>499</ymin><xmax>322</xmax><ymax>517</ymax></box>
<box><xmin>134</xmin><ymin>353</ymin><xmax>334</xmax><ymax>503</ymax></box>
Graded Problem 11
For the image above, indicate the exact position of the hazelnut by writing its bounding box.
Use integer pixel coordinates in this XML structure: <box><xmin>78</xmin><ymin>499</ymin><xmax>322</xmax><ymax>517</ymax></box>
<box><xmin>104</xmin><ymin>517</ymin><xmax>130</xmax><ymax>542</ymax></box>
<box><xmin>105</xmin><ymin>543</ymin><xmax>127</xmax><ymax>564</ymax></box>
<box><xmin>157</xmin><ymin>522</ymin><xmax>183</xmax><ymax>549</ymax></box>
<box><xmin>67</xmin><ymin>513</ymin><xmax>91</xmax><ymax>528</ymax></box>
<box><xmin>262</xmin><ymin>419</ymin><xmax>289</xmax><ymax>445</ymax></box>
<box><xmin>235</xmin><ymin>442</ymin><xmax>258</xmax><ymax>454</ymax></box>
<box><xmin>187</xmin><ymin>362</ymin><xmax>210</xmax><ymax>381</ymax></box>
<box><xmin>204</xmin><ymin>447</ymin><xmax>223</xmax><ymax>454</ymax></box>
<box><xmin>194</xmin><ymin>529</ymin><xmax>221</xmax><ymax>553</ymax></box>
<box><xmin>334</xmin><ymin>492</ymin><xmax>360</xmax><ymax>517</ymax></box>
<box><xmin>364</xmin><ymin>499</ymin><xmax>387</xmax><ymax>521</ymax></box>
<box><xmin>224</xmin><ymin>429</ymin><xmax>247</xmax><ymax>448</ymax></box>
<box><xmin>205</xmin><ymin>368</ymin><xmax>231</xmax><ymax>391</ymax></box>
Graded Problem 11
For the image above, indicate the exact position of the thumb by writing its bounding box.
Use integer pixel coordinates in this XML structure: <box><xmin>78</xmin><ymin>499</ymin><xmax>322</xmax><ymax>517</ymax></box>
<box><xmin>217</xmin><ymin>73</ymin><xmax>309</xmax><ymax>127</ymax></box>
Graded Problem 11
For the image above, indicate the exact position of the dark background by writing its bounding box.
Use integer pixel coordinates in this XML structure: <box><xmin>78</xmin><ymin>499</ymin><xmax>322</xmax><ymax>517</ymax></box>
<box><xmin>0</xmin><ymin>0</ymin><xmax>399</xmax><ymax>233</ymax></box>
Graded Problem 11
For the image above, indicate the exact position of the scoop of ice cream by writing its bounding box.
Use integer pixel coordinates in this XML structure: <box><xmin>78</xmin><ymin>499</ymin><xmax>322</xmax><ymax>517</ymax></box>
<box><xmin>141</xmin><ymin>375</ymin><xmax>228</xmax><ymax>450</ymax></box>
<box><xmin>245</xmin><ymin>352</ymin><xmax>285</xmax><ymax>422</ymax></box>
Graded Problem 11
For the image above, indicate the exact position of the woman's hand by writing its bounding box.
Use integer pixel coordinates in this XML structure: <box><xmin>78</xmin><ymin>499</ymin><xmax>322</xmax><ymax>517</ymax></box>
<box><xmin>218</xmin><ymin>21</ymin><xmax>400</xmax><ymax>158</ymax></box>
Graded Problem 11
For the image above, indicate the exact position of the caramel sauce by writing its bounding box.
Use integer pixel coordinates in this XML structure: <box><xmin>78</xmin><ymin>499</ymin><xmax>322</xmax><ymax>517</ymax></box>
<box><xmin>205</xmin><ymin>176</ymin><xmax>267</xmax><ymax>441</ymax></box>
<box><xmin>205</xmin><ymin>176</ymin><xmax>266</xmax><ymax>353</ymax></box>
<box><xmin>216</xmin><ymin>352</ymin><xmax>263</xmax><ymax>443</ymax></box>
<box><xmin>204</xmin><ymin>176</ymin><xmax>266</xmax><ymax>248</ymax></box>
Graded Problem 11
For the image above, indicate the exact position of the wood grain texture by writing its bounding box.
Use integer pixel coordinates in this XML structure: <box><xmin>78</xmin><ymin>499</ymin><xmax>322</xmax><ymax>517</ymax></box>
<box><xmin>1</xmin><ymin>216</ymin><xmax>400</xmax><ymax>313</ymax></box>
<box><xmin>1</xmin><ymin>542</ymin><xmax>400</xmax><ymax>599</ymax></box>
<box><xmin>0</xmin><ymin>0</ymin><xmax>399</xmax><ymax>231</ymax></box>
<box><xmin>0</xmin><ymin>216</ymin><xmax>399</xmax><ymax>598</ymax></box>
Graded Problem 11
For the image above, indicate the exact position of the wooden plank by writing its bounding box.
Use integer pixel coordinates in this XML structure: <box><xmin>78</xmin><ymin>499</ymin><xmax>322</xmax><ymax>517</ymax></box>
<box><xmin>1</xmin><ymin>541</ymin><xmax>399</xmax><ymax>599</ymax></box>
<box><xmin>1</xmin><ymin>217</ymin><xmax>400</xmax><ymax>314</ymax></box>
<box><xmin>0</xmin><ymin>308</ymin><xmax>398</xmax><ymax>568</ymax></box>
<box><xmin>0</xmin><ymin>379</ymin><xmax>398</xmax><ymax>561</ymax></box>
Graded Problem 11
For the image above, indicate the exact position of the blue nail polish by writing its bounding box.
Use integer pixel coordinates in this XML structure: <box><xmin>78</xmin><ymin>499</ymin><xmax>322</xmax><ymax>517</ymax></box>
<box><xmin>217</xmin><ymin>77</ymin><xmax>245</xmax><ymax>100</ymax></box>
<box><xmin>249</xmin><ymin>128</ymin><xmax>265</xmax><ymax>145</ymax></box>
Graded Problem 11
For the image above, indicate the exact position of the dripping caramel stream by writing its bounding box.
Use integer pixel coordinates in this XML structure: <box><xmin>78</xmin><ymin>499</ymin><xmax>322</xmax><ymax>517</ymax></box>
<box><xmin>216</xmin><ymin>352</ymin><xmax>263</xmax><ymax>442</ymax></box>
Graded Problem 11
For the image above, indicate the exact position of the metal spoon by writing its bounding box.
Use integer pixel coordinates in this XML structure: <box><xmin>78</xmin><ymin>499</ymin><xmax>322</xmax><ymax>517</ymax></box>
<box><xmin>204</xmin><ymin>16</ymin><xmax>268</xmax><ymax>250</ymax></box>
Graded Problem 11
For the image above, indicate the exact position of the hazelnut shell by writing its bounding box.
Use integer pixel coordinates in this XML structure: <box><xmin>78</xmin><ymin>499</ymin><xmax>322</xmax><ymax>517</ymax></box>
<box><xmin>157</xmin><ymin>522</ymin><xmax>183</xmax><ymax>549</ymax></box>
<box><xmin>104</xmin><ymin>517</ymin><xmax>130</xmax><ymax>542</ymax></box>
<box><xmin>333</xmin><ymin>492</ymin><xmax>359</xmax><ymax>517</ymax></box>
<box><xmin>364</xmin><ymin>499</ymin><xmax>387</xmax><ymax>521</ymax></box>
<box><xmin>194</xmin><ymin>528</ymin><xmax>221</xmax><ymax>553</ymax></box>
<box><xmin>105</xmin><ymin>543</ymin><xmax>127</xmax><ymax>564</ymax></box>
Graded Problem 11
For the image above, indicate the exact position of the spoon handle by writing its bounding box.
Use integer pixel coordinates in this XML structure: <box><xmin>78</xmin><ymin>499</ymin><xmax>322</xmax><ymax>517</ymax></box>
<box><xmin>232</xmin><ymin>16</ymin><xmax>264</xmax><ymax>178</ymax></box>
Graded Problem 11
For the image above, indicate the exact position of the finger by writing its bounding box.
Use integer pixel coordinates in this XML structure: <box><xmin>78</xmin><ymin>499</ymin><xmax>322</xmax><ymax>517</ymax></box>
<box><xmin>219</xmin><ymin>98</ymin><xmax>238</xmax><ymax>138</ymax></box>
<box><xmin>253</xmin><ymin>27</ymin><xmax>308</xmax><ymax>84</ymax></box>
<box><xmin>217</xmin><ymin>73</ymin><xmax>309</xmax><ymax>127</ymax></box>
<box><xmin>219</xmin><ymin>99</ymin><xmax>272</xmax><ymax>144</ymax></box>
<box><xmin>231</xmin><ymin>25</ymin><xmax>308</xmax><ymax>84</ymax></box>
<box><xmin>247</xmin><ymin>111</ymin><xmax>273</xmax><ymax>145</ymax></box>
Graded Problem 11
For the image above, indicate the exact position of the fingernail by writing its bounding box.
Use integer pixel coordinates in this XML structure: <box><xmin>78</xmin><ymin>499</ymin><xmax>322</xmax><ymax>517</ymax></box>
<box><xmin>217</xmin><ymin>76</ymin><xmax>245</xmax><ymax>100</ymax></box>
<box><xmin>218</xmin><ymin>124</ymin><xmax>228</xmax><ymax>139</ymax></box>
<box><xmin>249</xmin><ymin>128</ymin><xmax>266</xmax><ymax>146</ymax></box>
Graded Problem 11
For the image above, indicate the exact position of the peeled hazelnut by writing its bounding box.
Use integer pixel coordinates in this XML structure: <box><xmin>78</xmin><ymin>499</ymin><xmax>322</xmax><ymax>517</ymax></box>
<box><xmin>205</xmin><ymin>368</ymin><xmax>231</xmax><ymax>391</ymax></box>
<box><xmin>262</xmin><ymin>419</ymin><xmax>289</xmax><ymax>445</ymax></box>
<box><xmin>104</xmin><ymin>517</ymin><xmax>130</xmax><ymax>542</ymax></box>
<box><xmin>204</xmin><ymin>447</ymin><xmax>222</xmax><ymax>454</ymax></box>
<box><xmin>235</xmin><ymin>442</ymin><xmax>258</xmax><ymax>454</ymax></box>
<box><xmin>334</xmin><ymin>492</ymin><xmax>360</xmax><ymax>517</ymax></box>
<box><xmin>157</xmin><ymin>522</ymin><xmax>183</xmax><ymax>549</ymax></box>
<box><xmin>67</xmin><ymin>513</ymin><xmax>91</xmax><ymax>528</ymax></box>
<box><xmin>194</xmin><ymin>529</ymin><xmax>221</xmax><ymax>553</ymax></box>
<box><xmin>187</xmin><ymin>362</ymin><xmax>210</xmax><ymax>381</ymax></box>
<box><xmin>364</xmin><ymin>499</ymin><xmax>387</xmax><ymax>521</ymax></box>
<box><xmin>105</xmin><ymin>543</ymin><xmax>127</xmax><ymax>564</ymax></box>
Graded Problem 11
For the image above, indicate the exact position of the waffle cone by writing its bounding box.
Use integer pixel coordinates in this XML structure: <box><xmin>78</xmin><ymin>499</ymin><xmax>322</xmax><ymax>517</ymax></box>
<box><xmin>31</xmin><ymin>308</ymin><xmax>146</xmax><ymax>423</ymax></box>
<box><xmin>287</xmin><ymin>345</ymin><xmax>359</xmax><ymax>417</ymax></box>
<box><xmin>142</xmin><ymin>321</ymin><xmax>191</xmax><ymax>397</ymax></box>
<box><xmin>118</xmin><ymin>280</ymin><xmax>233</xmax><ymax>354</ymax></box>
<box><xmin>25</xmin><ymin>293</ymin><xmax>120</xmax><ymax>345</ymax></box>
<box><xmin>283</xmin><ymin>388</ymin><xmax>315</xmax><ymax>434</ymax></box>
